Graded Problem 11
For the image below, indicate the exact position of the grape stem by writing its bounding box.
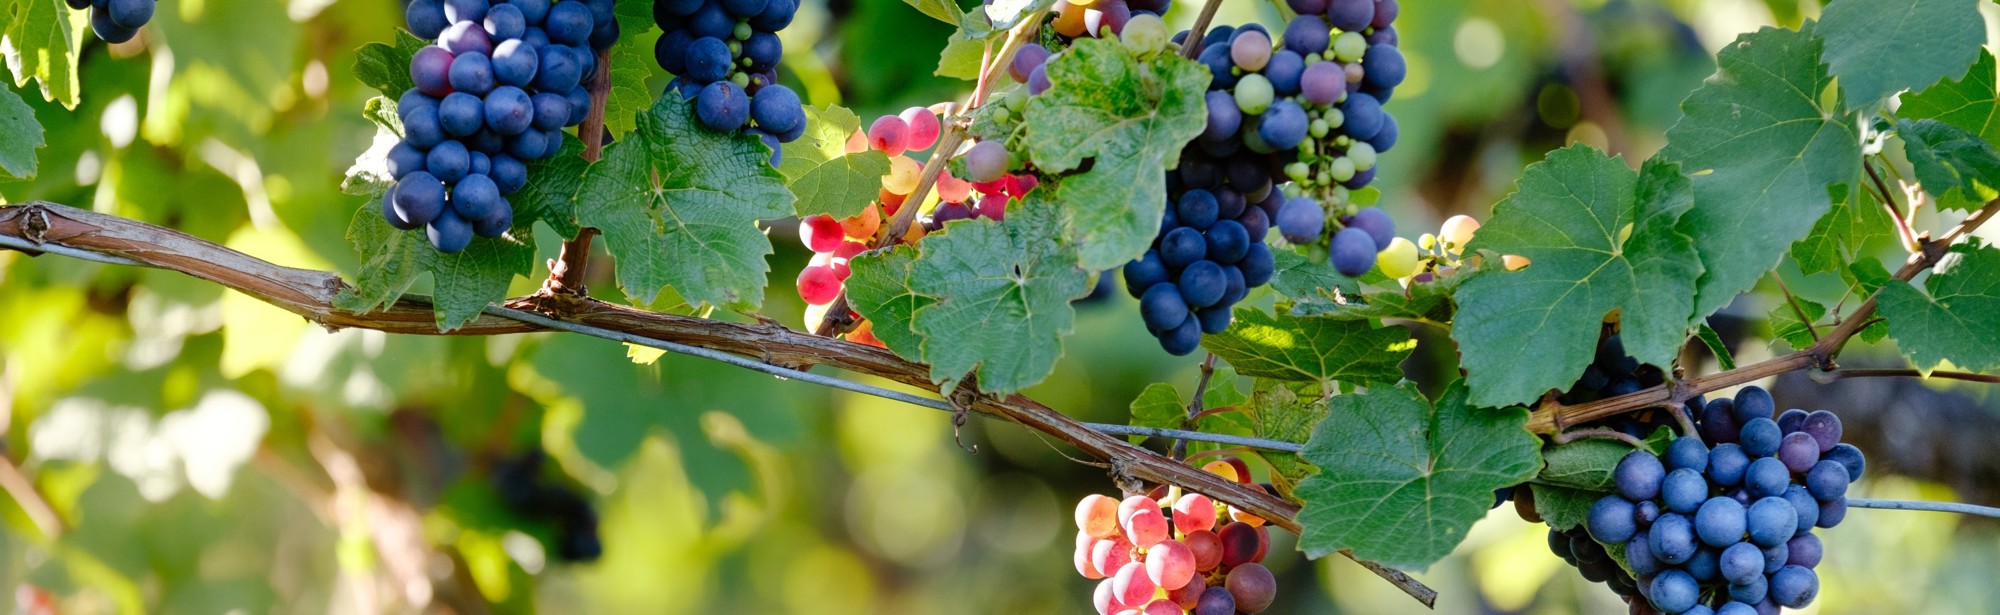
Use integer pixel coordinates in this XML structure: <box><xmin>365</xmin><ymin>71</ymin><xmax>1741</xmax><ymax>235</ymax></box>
<box><xmin>543</xmin><ymin>48</ymin><xmax>614</xmax><ymax>298</ymax></box>
<box><xmin>1846</xmin><ymin>497</ymin><xmax>2000</xmax><ymax>519</ymax></box>
<box><xmin>1529</xmin><ymin>197</ymin><xmax>2000</xmax><ymax>433</ymax></box>
<box><xmin>1808</xmin><ymin>368</ymin><xmax>2000</xmax><ymax>385</ymax></box>
<box><xmin>1550</xmin><ymin>427</ymin><xmax>1646</xmax><ymax>449</ymax></box>
<box><xmin>1180</xmin><ymin>0</ymin><xmax>1228</xmax><ymax>59</ymax></box>
<box><xmin>1864</xmin><ymin>157</ymin><xmax>1923</xmax><ymax>254</ymax></box>
<box><xmin>1772</xmin><ymin>272</ymin><xmax>1821</xmax><ymax>343</ymax></box>
<box><xmin>809</xmin><ymin>9</ymin><xmax>1051</xmax><ymax>338</ymax></box>
<box><xmin>1169</xmin><ymin>353</ymin><xmax>1221</xmax><ymax>460</ymax></box>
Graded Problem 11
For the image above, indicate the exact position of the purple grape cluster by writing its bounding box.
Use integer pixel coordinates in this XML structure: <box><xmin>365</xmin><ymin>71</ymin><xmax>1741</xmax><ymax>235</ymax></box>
<box><xmin>653</xmin><ymin>0</ymin><xmax>807</xmax><ymax>162</ymax></box>
<box><xmin>69</xmin><ymin>0</ymin><xmax>153</xmax><ymax>43</ymax></box>
<box><xmin>1580</xmin><ymin>385</ymin><xmax>1864</xmax><ymax>614</ymax></box>
<box><xmin>386</xmin><ymin>0</ymin><xmax>615</xmax><ymax>252</ymax></box>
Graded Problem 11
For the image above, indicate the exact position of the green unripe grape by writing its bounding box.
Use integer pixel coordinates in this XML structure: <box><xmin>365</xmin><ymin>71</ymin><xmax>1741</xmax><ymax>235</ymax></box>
<box><xmin>728</xmin><ymin>40</ymin><xmax>743</xmax><ymax>55</ymax></box>
<box><xmin>1334</xmin><ymin>32</ymin><xmax>1367</xmax><ymax>63</ymax></box>
<box><xmin>1121</xmin><ymin>14</ymin><xmax>1168</xmax><ymax>58</ymax></box>
<box><xmin>1377</xmin><ymin>237</ymin><xmax>1421</xmax><ymax>279</ymax></box>
<box><xmin>1330</xmin><ymin>157</ymin><xmax>1357</xmax><ymax>182</ymax></box>
<box><xmin>1005</xmin><ymin>87</ymin><xmax>1029</xmax><ymax>111</ymax></box>
<box><xmin>735</xmin><ymin>22</ymin><xmax>753</xmax><ymax>41</ymax></box>
<box><xmin>1325</xmin><ymin>108</ymin><xmax>1345</xmax><ymax>129</ymax></box>
<box><xmin>1306</xmin><ymin>52</ymin><xmax>1324</xmax><ymax>63</ymax></box>
<box><xmin>1242</xmin><ymin>119</ymin><xmax>1277</xmax><ymax>153</ymax></box>
<box><xmin>731</xmin><ymin>72</ymin><xmax>750</xmax><ymax>87</ymax></box>
<box><xmin>1286</xmin><ymin>162</ymin><xmax>1310</xmax><ymax>182</ymax></box>
<box><xmin>1336</xmin><ymin>135</ymin><xmax>1353</xmax><ymax>147</ymax></box>
<box><xmin>1234</xmin><ymin>74</ymin><xmax>1275</xmax><ymax>114</ymax></box>
<box><xmin>1348</xmin><ymin>142</ymin><xmax>1378</xmax><ymax>171</ymax></box>
<box><xmin>992</xmin><ymin>106</ymin><xmax>1012</xmax><ymax>123</ymax></box>
<box><xmin>1282</xmin><ymin>183</ymin><xmax>1303</xmax><ymax>199</ymax></box>
<box><xmin>1330</xmin><ymin>185</ymin><xmax>1350</xmax><ymax>206</ymax></box>
<box><xmin>1310</xmin><ymin>118</ymin><xmax>1330</xmax><ymax>138</ymax></box>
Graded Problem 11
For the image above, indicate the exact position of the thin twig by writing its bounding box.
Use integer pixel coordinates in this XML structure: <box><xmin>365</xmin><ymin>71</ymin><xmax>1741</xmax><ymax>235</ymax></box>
<box><xmin>1551</xmin><ymin>427</ymin><xmax>1646</xmax><ymax>449</ymax></box>
<box><xmin>0</xmin><ymin>455</ymin><xmax>62</xmax><ymax>538</ymax></box>
<box><xmin>1170</xmin><ymin>354</ymin><xmax>1220</xmax><ymax>460</ymax></box>
<box><xmin>543</xmin><ymin>48</ymin><xmax>614</xmax><ymax>297</ymax></box>
<box><xmin>1847</xmin><ymin>497</ymin><xmax>2000</xmax><ymax>519</ymax></box>
<box><xmin>1180</xmin><ymin>0</ymin><xmax>1227</xmax><ymax>59</ymax></box>
<box><xmin>1810</xmin><ymin>368</ymin><xmax>2000</xmax><ymax>385</ymax></box>
<box><xmin>1772</xmin><ymin>273</ymin><xmax>1821</xmax><ymax>343</ymax></box>
<box><xmin>1865</xmin><ymin>159</ymin><xmax>1922</xmax><ymax>254</ymax></box>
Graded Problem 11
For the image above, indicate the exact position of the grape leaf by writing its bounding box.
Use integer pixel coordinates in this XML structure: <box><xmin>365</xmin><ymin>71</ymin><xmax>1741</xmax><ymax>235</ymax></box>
<box><xmin>1791</xmin><ymin>183</ymin><xmax>1890</xmax><ymax>274</ymax></box>
<box><xmin>1816</xmin><ymin>0</ymin><xmax>1983</xmax><ymax>106</ymax></box>
<box><xmin>352</xmin><ymin>30</ymin><xmax>430</xmax><ymax>97</ymax></box>
<box><xmin>1768</xmin><ymin>296</ymin><xmax>1827</xmax><ymax>351</ymax></box>
<box><xmin>513</xmin><ymin>136</ymin><xmax>588</xmax><ymax>239</ymax></box>
<box><xmin>1661</xmin><ymin>25</ymin><xmax>1861</xmax><ymax>323</ymax></box>
<box><xmin>341</xmin><ymin>97</ymin><xmax>403</xmax><ymax>197</ymax></box>
<box><xmin>1537</xmin><ymin>429</ymin><xmax>1670</xmax><ymax>492</ymax></box>
<box><xmin>1023</xmin><ymin>38</ymin><xmax>1209</xmax><ymax>270</ymax></box>
<box><xmin>576</xmin><ymin>95</ymin><xmax>795</xmax><ymax>310</ymax></box>
<box><xmin>845</xmin><ymin>246</ymin><xmax>931</xmax><ymax>361</ymax></box>
<box><xmin>1299</xmin><ymin>269</ymin><xmax>1466</xmax><ymax>323</ymax></box>
<box><xmin>1294</xmin><ymin>381</ymin><xmax>1542</xmax><ymax>569</ymax></box>
<box><xmin>334</xmin><ymin>203</ymin><xmax>538</xmax><ymax>330</ymax></box>
<box><xmin>1201</xmin><ymin>307</ymin><xmax>1412</xmax><ymax>387</ymax></box>
<box><xmin>935</xmin><ymin>30</ymin><xmax>985</xmax><ymax>80</ymax></box>
<box><xmin>1452</xmin><ymin>147</ymin><xmax>1701</xmax><ymax>407</ymax></box>
<box><xmin>1531</xmin><ymin>483</ymin><xmax>1604</xmax><ymax>532</ymax></box>
<box><xmin>901</xmin><ymin>0</ymin><xmax>962</xmax><ymax>25</ymax></box>
<box><xmin>1695</xmin><ymin>323</ymin><xmax>1736</xmax><ymax>370</ymax></box>
<box><xmin>1127</xmin><ymin>383</ymin><xmax>1185</xmax><ymax>444</ymax></box>
<box><xmin>1243</xmin><ymin>380</ymin><xmax>1328</xmax><ymax>494</ymax></box>
<box><xmin>1</xmin><ymin>0</ymin><xmax>86</xmax><ymax>108</ymax></box>
<box><xmin>1877</xmin><ymin>243</ymin><xmax>2000</xmax><ymax>373</ymax></box>
<box><xmin>0</xmin><ymin>81</ymin><xmax>44</xmax><ymax>178</ymax></box>
<box><xmin>1901</xmin><ymin>49</ymin><xmax>2000</xmax><ymax>145</ymax></box>
<box><xmin>907</xmin><ymin>198</ymin><xmax>1091</xmax><ymax>394</ymax></box>
<box><xmin>600</xmin><ymin>0</ymin><xmax>656</xmax><ymax>139</ymax></box>
<box><xmin>1270</xmin><ymin>248</ymin><xmax>1360</xmax><ymax>314</ymax></box>
<box><xmin>1900</xmin><ymin>118</ymin><xmax>2000</xmax><ymax>206</ymax></box>
<box><xmin>777</xmin><ymin>105</ymin><xmax>891</xmax><ymax>219</ymax></box>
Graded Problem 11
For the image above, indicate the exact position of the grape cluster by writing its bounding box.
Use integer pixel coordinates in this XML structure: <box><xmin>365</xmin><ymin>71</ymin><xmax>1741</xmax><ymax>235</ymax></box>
<box><xmin>1578</xmin><ymin>385</ymin><xmax>1864</xmax><ymax>614</ymax></box>
<box><xmin>1072</xmin><ymin>457</ymin><xmax>1283</xmax><ymax>615</ymax></box>
<box><xmin>492</xmin><ymin>451</ymin><xmax>603</xmax><ymax>562</ymax></box>
<box><xmin>70</xmin><ymin>0</ymin><xmax>154</xmax><ymax>43</ymax></box>
<box><xmin>653</xmin><ymin>0</ymin><xmax>806</xmax><ymax>159</ymax></box>
<box><xmin>385</xmin><ymin>0</ymin><xmax>614</xmax><ymax>252</ymax></box>
<box><xmin>794</xmin><ymin>107</ymin><xmax>1038</xmax><ymax>340</ymax></box>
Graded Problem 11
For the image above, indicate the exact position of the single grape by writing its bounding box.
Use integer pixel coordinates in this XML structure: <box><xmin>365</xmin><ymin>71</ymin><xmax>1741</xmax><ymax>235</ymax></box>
<box><xmin>448</xmin><ymin>51</ymin><xmax>497</xmax><ymax>96</ymax></box>
<box><xmin>1121</xmin><ymin>13</ymin><xmax>1168</xmax><ymax>57</ymax></box>
<box><xmin>1216</xmin><ymin>521</ymin><xmax>1263</xmax><ymax>568</ymax></box>
<box><xmin>1203</xmin><ymin>90</ymin><xmax>1243</xmax><ymax>141</ymax></box>
<box><xmin>407</xmin><ymin>0</ymin><xmax>451</xmax><ymax>39</ymax></box>
<box><xmin>484</xmin><ymin>3</ymin><xmax>526</xmax><ymax>39</ymax></box>
<box><xmin>484</xmin><ymin>85</ymin><xmax>535</xmax><ymax>136</ymax></box>
<box><xmin>1300</xmin><ymin>61</ymin><xmax>1347</xmax><ymax>106</ymax></box>
<box><xmin>1734</xmin><ymin>386</ymin><xmax>1776</xmax><ymax>422</ymax></box>
<box><xmin>882</xmin><ymin>155</ymin><xmax>923</xmax><ymax>194</ymax></box>
<box><xmin>1362</xmin><ymin>44</ymin><xmax>1405</xmax><ymax>90</ymax></box>
<box><xmin>490</xmin><ymin>153</ymin><xmax>528</xmax><ymax>194</ymax></box>
<box><xmin>1769</xmin><ymin>565</ymin><xmax>1818</xmax><ymax>608</ymax></box>
<box><xmin>1696</xmin><ymin>497</ymin><xmax>1744</xmax><ymax>551</ymax></box>
<box><xmin>796</xmin><ymin>265</ymin><xmax>842</xmax><ymax>305</ymax></box>
<box><xmin>695</xmin><ymin>81</ymin><xmax>750</xmax><ymax>131</ymax></box>
<box><xmin>412</xmin><ymin>47</ymin><xmax>458</xmax><ymax>98</ymax></box>
<box><xmin>962</xmin><ymin>141</ymin><xmax>1010</xmax><ymax>183</ymax></box>
<box><xmin>684</xmin><ymin>36</ymin><xmax>734</xmax><ymax>83</ymax></box>
<box><xmin>1586</xmin><ymin>495</ymin><xmax>1637</xmax><ymax>543</ymax></box>
<box><xmin>1739</xmin><ymin>417</ymin><xmax>1782</xmax><ymax>457</ymax></box>
<box><xmin>441</xmin><ymin>20</ymin><xmax>494</xmax><ymax>56</ymax></box>
<box><xmin>1346</xmin><ymin>207</ymin><xmax>1395</xmax><ymax>250</ymax></box>
<box><xmin>394</xmin><ymin>172</ymin><xmax>449</xmax><ymax>226</ymax></box>
<box><xmin>1110</xmin><ymin>562</ymin><xmax>1156</xmax><ymax>608</ymax></box>
<box><xmin>1782</xmin><ymin>484</ymin><xmax>1820</xmax><ymax>533</ymax></box>
<box><xmin>544</xmin><ymin>0</ymin><xmax>593</xmax><ymax>45</ymax></box>
<box><xmin>1776</xmin><ymin>432</ymin><xmax>1820</xmax><ymax>473</ymax></box>
<box><xmin>1193</xmin><ymin>586</ymin><xmax>1235</xmax><ymax>615</ymax></box>
<box><xmin>1281</xmin><ymin>16</ymin><xmax>1329</xmax><ymax>56</ymax></box>
<box><xmin>1009</xmin><ymin>43</ymin><xmax>1050</xmax><ymax>83</ymax></box>
<box><xmin>528</xmin><ymin>92</ymin><xmax>570</xmax><ymax>131</ymax></box>
<box><xmin>387</xmin><ymin>141</ymin><xmax>428</xmax><ymax>180</ymax></box>
<box><xmin>438</xmin><ymin>92</ymin><xmax>484</xmax><ymax>137</ymax></box>
<box><xmin>1159</xmin><ymin>226</ymin><xmax>1208</xmax><ymax>268</ymax></box>
<box><xmin>1329</xmin><ymin>227</ymin><xmax>1376</xmax><ymax>276</ymax></box>
<box><xmin>1776</xmin><ymin>408</ymin><xmax>1809</xmax><ymax>434</ymax></box>
<box><xmin>472</xmin><ymin>201</ymin><xmax>512</xmax><ymax>238</ymax></box>
<box><xmin>1707</xmin><ymin>443</ymin><xmax>1750</xmax><ymax>487</ymax></box>
<box><xmin>1139</xmin><ymin>283</ymin><xmax>1190</xmax><ymax>331</ymax></box>
<box><xmin>1744</xmin><ymin>457</ymin><xmax>1790</xmax><ymax>499</ymax></box>
<box><xmin>427</xmin><ymin>209</ymin><xmax>474</xmax><ymax>253</ymax></box>
<box><xmin>1823</xmin><ymin>443</ymin><xmax>1865</xmax><ymax>481</ymax></box>
<box><xmin>1665</xmin><ymin>436</ymin><xmax>1710</xmax><ymax>473</ymax></box>
<box><xmin>1376</xmin><ymin>237</ymin><xmax>1419</xmax><ymax>278</ymax></box>
<box><xmin>1786</xmin><ymin>533</ymin><xmax>1823</xmax><ymax>569</ymax></box>
<box><xmin>1223</xmin><ymin>563</ymin><xmax>1276</xmax><ymax>613</ymax></box>
<box><xmin>1145</xmin><ymin>540</ymin><xmax>1195</xmax><ymax>590</ymax></box>
<box><xmin>449</xmin><ymin>173</ymin><xmax>506</xmax><ymax>224</ymax></box>
<box><xmin>1229</xmin><ymin>29</ymin><xmax>1272</xmax><ymax>71</ymax></box>
<box><xmin>1649</xmin><ymin>569</ymin><xmax>1699</xmax><ymax>613</ymax></box>
<box><xmin>381</xmin><ymin>184</ymin><xmax>421</xmax><ymax>230</ymax></box>
<box><xmin>1661</xmin><ymin>468</ymin><xmax>1707</xmax><ymax>515</ymax></box>
<box><xmin>1614</xmin><ymin>450</ymin><xmax>1666</xmax><ymax>501</ymax></box>
<box><xmin>1649</xmin><ymin>512</ymin><xmax>1697</xmax><ymax>564</ymax></box>
<box><xmin>1077</xmin><ymin>494</ymin><xmax>1120</xmax><ymax>538</ymax></box>
<box><xmin>1178</xmin><ymin>261</ymin><xmax>1227</xmax><ymax>308</ymax></box>
<box><xmin>1745</xmin><ymin>497</ymin><xmax>1798</xmax><ymax>547</ymax></box>
<box><xmin>1239</xmin><ymin>243</ymin><xmax>1274</xmax><ymax>286</ymax></box>
<box><xmin>1818</xmin><ymin>497</ymin><xmax>1846</xmax><ymax>528</ymax></box>
<box><xmin>1123</xmin><ymin>506</ymin><xmax>1170</xmax><ymax>548</ymax></box>
<box><xmin>1123</xmin><ymin>251</ymin><xmax>1171</xmax><ymax>297</ymax></box>
<box><xmin>1204</xmin><ymin>219</ymin><xmax>1251</xmax><ymax>264</ymax></box>
<box><xmin>1339</xmin><ymin>92</ymin><xmax>1384</xmax><ymax>139</ymax></box>
<box><xmin>491</xmin><ymin>39</ymin><xmax>539</xmax><ymax>88</ymax></box>
<box><xmin>1184</xmin><ymin>529</ymin><xmax>1222</xmax><ymax>570</ymax></box>
<box><xmin>1178</xmin><ymin>189</ymin><xmax>1221</xmax><ymax>230</ymax></box>
<box><xmin>1804</xmin><ymin>460</ymin><xmax>1849</xmax><ymax>502</ymax></box>
<box><xmin>1728</xmin><ymin>575</ymin><xmax>1768</xmax><ymax>605</ymax></box>
<box><xmin>1622</xmin><ymin>533</ymin><xmax>1661</xmax><ymax>576</ymax></box>
<box><xmin>899</xmin><ymin>106</ymin><xmax>941</xmax><ymax>150</ymax></box>
<box><xmin>1258</xmin><ymin>100</ymin><xmax>1309</xmax><ymax>150</ymax></box>
<box><xmin>1324</xmin><ymin>0</ymin><xmax>1373</xmax><ymax>32</ymax></box>
<box><xmin>1718</xmin><ymin>541</ymin><xmax>1766</xmax><ymax>585</ymax></box>
<box><xmin>1166</xmin><ymin>575</ymin><xmax>1206</xmax><ymax>610</ymax></box>
<box><xmin>1028</xmin><ymin>63</ymin><xmax>1053</xmax><ymax>95</ymax></box>
<box><xmin>1274</xmin><ymin>197</ymin><xmax>1323</xmax><ymax>243</ymax></box>
<box><xmin>425</xmin><ymin>140</ymin><xmax>472</xmax><ymax>183</ymax></box>
<box><xmin>1801</xmin><ymin>410</ymin><xmax>1842</xmax><ymax>452</ymax></box>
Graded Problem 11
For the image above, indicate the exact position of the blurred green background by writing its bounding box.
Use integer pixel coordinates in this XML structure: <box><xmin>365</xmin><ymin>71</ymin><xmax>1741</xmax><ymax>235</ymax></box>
<box><xmin>2</xmin><ymin>0</ymin><xmax>1998</xmax><ymax>612</ymax></box>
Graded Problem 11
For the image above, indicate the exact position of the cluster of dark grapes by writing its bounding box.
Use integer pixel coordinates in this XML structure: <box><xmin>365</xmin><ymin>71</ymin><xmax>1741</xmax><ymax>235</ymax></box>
<box><xmin>1568</xmin><ymin>333</ymin><xmax>1685</xmax><ymax>438</ymax></box>
<box><xmin>653</xmin><ymin>0</ymin><xmax>806</xmax><ymax>162</ymax></box>
<box><xmin>70</xmin><ymin>0</ymin><xmax>154</xmax><ymax>43</ymax></box>
<box><xmin>385</xmin><ymin>0</ymin><xmax>614</xmax><ymax>252</ymax></box>
<box><xmin>1576</xmin><ymin>385</ymin><xmax>1865</xmax><ymax>614</ymax></box>
<box><xmin>492</xmin><ymin>451</ymin><xmax>603</xmax><ymax>562</ymax></box>
<box><xmin>1073</xmin><ymin>457</ymin><xmax>1282</xmax><ymax>615</ymax></box>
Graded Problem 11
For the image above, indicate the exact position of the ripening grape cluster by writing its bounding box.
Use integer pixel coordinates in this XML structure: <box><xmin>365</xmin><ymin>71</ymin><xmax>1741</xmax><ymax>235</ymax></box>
<box><xmin>653</xmin><ymin>0</ymin><xmax>806</xmax><ymax>161</ymax></box>
<box><xmin>1072</xmin><ymin>458</ymin><xmax>1285</xmax><ymax>614</ymax></box>
<box><xmin>794</xmin><ymin>107</ymin><xmax>1038</xmax><ymax>340</ymax></box>
<box><xmin>1572</xmin><ymin>385</ymin><xmax>1866</xmax><ymax>614</ymax></box>
<box><xmin>69</xmin><ymin>0</ymin><xmax>153</xmax><ymax>43</ymax></box>
<box><xmin>384</xmin><ymin>0</ymin><xmax>614</xmax><ymax>252</ymax></box>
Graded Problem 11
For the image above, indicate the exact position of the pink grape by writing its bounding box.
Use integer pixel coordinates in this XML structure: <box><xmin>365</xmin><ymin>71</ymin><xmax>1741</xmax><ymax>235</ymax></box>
<box><xmin>974</xmin><ymin>194</ymin><xmax>1007</xmax><ymax>221</ymax></box>
<box><xmin>1123</xmin><ymin>506</ymin><xmax>1170</xmax><ymax>548</ymax></box>
<box><xmin>1172</xmin><ymin>493</ymin><xmax>1218</xmax><ymax>533</ymax></box>
<box><xmin>1117</xmin><ymin>495</ymin><xmax>1157</xmax><ymax>523</ymax></box>
<box><xmin>1225</xmin><ymin>563</ymin><xmax>1276</xmax><ymax>613</ymax></box>
<box><xmin>936</xmin><ymin>170</ymin><xmax>972</xmax><ymax>202</ymax></box>
<box><xmin>1145</xmin><ymin>539</ymin><xmax>1196</xmax><ymax>590</ymax></box>
<box><xmin>1167</xmin><ymin>573</ymin><xmax>1206</xmax><ymax>608</ymax></box>
<box><xmin>868</xmin><ymin>115</ymin><xmax>909</xmax><ymax>156</ymax></box>
<box><xmin>796</xmin><ymin>266</ymin><xmax>842</xmax><ymax>305</ymax></box>
<box><xmin>1093</xmin><ymin>578</ymin><xmax>1121</xmax><ymax>615</ymax></box>
<box><xmin>1092</xmin><ymin>535</ymin><xmax>1135</xmax><ymax>577</ymax></box>
<box><xmin>1079</xmin><ymin>494</ymin><xmax>1122</xmax><ymax>538</ymax></box>
<box><xmin>962</xmin><ymin>140</ymin><xmax>1009</xmax><ymax>182</ymax></box>
<box><xmin>799</xmin><ymin>214</ymin><xmax>844</xmax><ymax>253</ymax></box>
<box><xmin>899</xmin><ymin>106</ymin><xmax>942</xmax><ymax>150</ymax></box>
<box><xmin>1230</xmin><ymin>29</ymin><xmax>1272</xmax><ymax>71</ymax></box>
<box><xmin>1111</xmin><ymin>562</ymin><xmax>1156</xmax><ymax>607</ymax></box>
<box><xmin>1217</xmin><ymin>521</ymin><xmax>1265</xmax><ymax>567</ymax></box>
<box><xmin>1139</xmin><ymin>600</ymin><xmax>1181</xmax><ymax>615</ymax></box>
<box><xmin>1076</xmin><ymin>531</ymin><xmax>1105</xmax><ymax>579</ymax></box>
<box><xmin>1183</xmin><ymin>529</ymin><xmax>1223</xmax><ymax>570</ymax></box>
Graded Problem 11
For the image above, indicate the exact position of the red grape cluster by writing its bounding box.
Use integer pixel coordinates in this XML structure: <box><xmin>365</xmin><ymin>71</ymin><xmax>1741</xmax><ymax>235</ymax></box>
<box><xmin>795</xmin><ymin>107</ymin><xmax>1037</xmax><ymax>342</ymax></box>
<box><xmin>1072</xmin><ymin>458</ymin><xmax>1281</xmax><ymax>614</ymax></box>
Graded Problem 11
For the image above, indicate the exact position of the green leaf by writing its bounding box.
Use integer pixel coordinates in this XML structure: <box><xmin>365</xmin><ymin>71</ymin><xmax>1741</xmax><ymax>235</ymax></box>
<box><xmin>935</xmin><ymin>30</ymin><xmax>986</xmax><ymax>80</ymax></box>
<box><xmin>1817</xmin><ymin>0</ymin><xmax>1983</xmax><ymax>105</ymax></box>
<box><xmin>1900</xmin><ymin>49</ymin><xmax>2000</xmax><ymax>145</ymax></box>
<box><xmin>1539</xmin><ymin>435</ymin><xmax>1650</xmax><ymax>491</ymax></box>
<box><xmin>845</xmin><ymin>246</ymin><xmax>932</xmax><ymax>361</ymax></box>
<box><xmin>576</xmin><ymin>95</ymin><xmax>795</xmax><ymax>310</ymax></box>
<box><xmin>0</xmin><ymin>81</ymin><xmax>43</xmax><ymax>178</ymax></box>
<box><xmin>1791</xmin><ymin>183</ymin><xmax>1891</xmax><ymax>274</ymax></box>
<box><xmin>1695</xmin><ymin>323</ymin><xmax>1736</xmax><ymax>370</ymax></box>
<box><xmin>1531</xmin><ymin>483</ymin><xmax>1605</xmax><ymax>532</ymax></box>
<box><xmin>1200</xmin><ymin>307</ymin><xmax>1413</xmax><ymax>387</ymax></box>
<box><xmin>1127</xmin><ymin>383</ymin><xmax>1186</xmax><ymax>444</ymax></box>
<box><xmin>1846</xmin><ymin>258</ymin><xmax>1894</xmax><ymax>297</ymax></box>
<box><xmin>341</xmin><ymin>97</ymin><xmax>403</xmax><ymax>197</ymax></box>
<box><xmin>777</xmin><ymin>105</ymin><xmax>892</xmax><ymax>219</ymax></box>
<box><xmin>1768</xmin><ymin>296</ymin><xmax>1827</xmax><ymax>351</ymax></box>
<box><xmin>333</xmin><ymin>202</ymin><xmax>538</xmax><ymax>330</ymax></box>
<box><xmin>352</xmin><ymin>30</ymin><xmax>430</xmax><ymax>97</ymax></box>
<box><xmin>1243</xmin><ymin>380</ymin><xmax>1328</xmax><ymax>493</ymax></box>
<box><xmin>1269</xmin><ymin>248</ymin><xmax>1360</xmax><ymax>314</ymax></box>
<box><xmin>600</xmin><ymin>0</ymin><xmax>656</xmax><ymax>139</ymax></box>
<box><xmin>1023</xmin><ymin>38</ymin><xmax>1209</xmax><ymax>270</ymax></box>
<box><xmin>907</xmin><ymin>198</ymin><xmax>1091</xmax><ymax>394</ymax></box>
<box><xmin>1</xmin><ymin>0</ymin><xmax>86</xmax><ymax>108</ymax></box>
<box><xmin>1451</xmin><ymin>147</ymin><xmax>1702</xmax><ymax>407</ymax></box>
<box><xmin>1661</xmin><ymin>25</ymin><xmax>1861</xmax><ymax>323</ymax></box>
<box><xmin>1294</xmin><ymin>382</ymin><xmax>1542</xmax><ymax>570</ymax></box>
<box><xmin>513</xmin><ymin>137</ymin><xmax>589</xmax><ymax>239</ymax></box>
<box><xmin>1877</xmin><ymin>243</ymin><xmax>2000</xmax><ymax>373</ymax></box>
<box><xmin>1900</xmin><ymin>118</ymin><xmax>2000</xmax><ymax>207</ymax></box>
<box><xmin>902</xmin><ymin>0</ymin><xmax>962</xmax><ymax>25</ymax></box>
